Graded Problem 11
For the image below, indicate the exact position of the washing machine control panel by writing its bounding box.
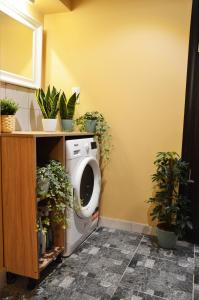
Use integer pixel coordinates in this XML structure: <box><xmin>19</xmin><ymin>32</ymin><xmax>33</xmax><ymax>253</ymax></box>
<box><xmin>91</xmin><ymin>141</ymin><xmax>97</xmax><ymax>149</ymax></box>
<box><xmin>66</xmin><ymin>138</ymin><xmax>98</xmax><ymax>159</ymax></box>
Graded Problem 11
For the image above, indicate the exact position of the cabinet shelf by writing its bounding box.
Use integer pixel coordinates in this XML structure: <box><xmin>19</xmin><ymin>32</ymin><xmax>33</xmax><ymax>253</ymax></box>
<box><xmin>39</xmin><ymin>246</ymin><xmax>64</xmax><ymax>272</ymax></box>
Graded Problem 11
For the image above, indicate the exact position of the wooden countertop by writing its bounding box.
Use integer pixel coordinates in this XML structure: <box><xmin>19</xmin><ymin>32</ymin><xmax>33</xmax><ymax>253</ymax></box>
<box><xmin>0</xmin><ymin>131</ymin><xmax>94</xmax><ymax>138</ymax></box>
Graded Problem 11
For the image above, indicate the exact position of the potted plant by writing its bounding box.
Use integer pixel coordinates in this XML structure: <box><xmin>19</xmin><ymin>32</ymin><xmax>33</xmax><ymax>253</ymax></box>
<box><xmin>147</xmin><ymin>152</ymin><xmax>192</xmax><ymax>249</ymax></box>
<box><xmin>76</xmin><ymin>111</ymin><xmax>98</xmax><ymax>133</ymax></box>
<box><xmin>59</xmin><ymin>91</ymin><xmax>79</xmax><ymax>132</ymax></box>
<box><xmin>76</xmin><ymin>111</ymin><xmax>112</xmax><ymax>168</ymax></box>
<box><xmin>35</xmin><ymin>85</ymin><xmax>60</xmax><ymax>132</ymax></box>
<box><xmin>36</xmin><ymin>165</ymin><xmax>51</xmax><ymax>199</ymax></box>
<box><xmin>0</xmin><ymin>98</ymin><xmax>19</xmax><ymax>133</ymax></box>
<box><xmin>36</xmin><ymin>160</ymin><xmax>72</xmax><ymax>233</ymax></box>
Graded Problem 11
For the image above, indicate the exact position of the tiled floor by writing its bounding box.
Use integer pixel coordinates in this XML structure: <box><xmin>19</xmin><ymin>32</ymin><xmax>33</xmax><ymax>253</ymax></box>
<box><xmin>0</xmin><ymin>227</ymin><xmax>198</xmax><ymax>300</ymax></box>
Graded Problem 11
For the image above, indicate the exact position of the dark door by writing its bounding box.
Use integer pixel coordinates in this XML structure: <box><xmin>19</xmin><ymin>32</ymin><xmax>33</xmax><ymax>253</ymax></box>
<box><xmin>182</xmin><ymin>0</ymin><xmax>199</xmax><ymax>242</ymax></box>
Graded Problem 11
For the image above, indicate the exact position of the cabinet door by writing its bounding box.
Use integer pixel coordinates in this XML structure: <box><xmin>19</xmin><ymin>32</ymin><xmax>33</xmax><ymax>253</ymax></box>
<box><xmin>2</xmin><ymin>137</ymin><xmax>39</xmax><ymax>279</ymax></box>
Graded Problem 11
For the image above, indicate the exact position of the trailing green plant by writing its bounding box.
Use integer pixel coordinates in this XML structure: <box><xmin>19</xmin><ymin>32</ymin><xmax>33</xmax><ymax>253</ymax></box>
<box><xmin>147</xmin><ymin>152</ymin><xmax>192</xmax><ymax>238</ymax></box>
<box><xmin>35</xmin><ymin>85</ymin><xmax>60</xmax><ymax>119</ymax></box>
<box><xmin>0</xmin><ymin>98</ymin><xmax>19</xmax><ymax>115</ymax></box>
<box><xmin>59</xmin><ymin>92</ymin><xmax>79</xmax><ymax>120</ymax></box>
<box><xmin>36</xmin><ymin>160</ymin><xmax>72</xmax><ymax>230</ymax></box>
<box><xmin>76</xmin><ymin>111</ymin><xmax>112</xmax><ymax>168</ymax></box>
<box><xmin>77</xmin><ymin>111</ymin><xmax>99</xmax><ymax>121</ymax></box>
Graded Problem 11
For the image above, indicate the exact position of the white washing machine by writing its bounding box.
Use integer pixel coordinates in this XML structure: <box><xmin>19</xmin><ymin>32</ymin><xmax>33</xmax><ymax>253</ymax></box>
<box><xmin>64</xmin><ymin>137</ymin><xmax>101</xmax><ymax>256</ymax></box>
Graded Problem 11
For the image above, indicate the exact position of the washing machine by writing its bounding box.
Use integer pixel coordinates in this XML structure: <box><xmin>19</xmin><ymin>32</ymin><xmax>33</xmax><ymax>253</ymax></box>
<box><xmin>64</xmin><ymin>137</ymin><xmax>101</xmax><ymax>256</ymax></box>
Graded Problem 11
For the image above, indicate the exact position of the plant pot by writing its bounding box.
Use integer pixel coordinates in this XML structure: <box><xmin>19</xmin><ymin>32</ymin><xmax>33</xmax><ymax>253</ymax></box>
<box><xmin>0</xmin><ymin>115</ymin><xmax>15</xmax><ymax>133</ymax></box>
<box><xmin>85</xmin><ymin>120</ymin><xmax>97</xmax><ymax>133</ymax></box>
<box><xmin>37</xmin><ymin>230</ymin><xmax>42</xmax><ymax>258</ymax></box>
<box><xmin>37</xmin><ymin>178</ymin><xmax>50</xmax><ymax>199</ymax></box>
<box><xmin>61</xmin><ymin>119</ymin><xmax>74</xmax><ymax>132</ymax></box>
<box><xmin>37</xmin><ymin>217</ymin><xmax>43</xmax><ymax>258</ymax></box>
<box><xmin>42</xmin><ymin>119</ymin><xmax>57</xmax><ymax>132</ymax></box>
<box><xmin>156</xmin><ymin>224</ymin><xmax>177</xmax><ymax>249</ymax></box>
<box><xmin>46</xmin><ymin>227</ymin><xmax>53</xmax><ymax>250</ymax></box>
<box><xmin>41</xmin><ymin>231</ymin><xmax>47</xmax><ymax>254</ymax></box>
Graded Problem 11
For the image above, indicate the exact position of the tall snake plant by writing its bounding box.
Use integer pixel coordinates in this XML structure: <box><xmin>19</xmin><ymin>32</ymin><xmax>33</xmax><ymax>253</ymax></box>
<box><xmin>59</xmin><ymin>92</ymin><xmax>79</xmax><ymax>120</ymax></box>
<box><xmin>36</xmin><ymin>85</ymin><xmax>60</xmax><ymax>119</ymax></box>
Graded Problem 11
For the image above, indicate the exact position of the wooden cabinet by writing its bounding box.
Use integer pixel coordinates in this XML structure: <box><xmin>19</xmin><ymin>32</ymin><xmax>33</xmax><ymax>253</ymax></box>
<box><xmin>0</xmin><ymin>131</ymin><xmax>92</xmax><ymax>279</ymax></box>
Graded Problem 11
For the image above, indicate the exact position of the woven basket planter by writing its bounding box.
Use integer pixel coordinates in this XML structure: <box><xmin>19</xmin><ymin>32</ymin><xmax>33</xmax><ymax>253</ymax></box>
<box><xmin>1</xmin><ymin>115</ymin><xmax>15</xmax><ymax>133</ymax></box>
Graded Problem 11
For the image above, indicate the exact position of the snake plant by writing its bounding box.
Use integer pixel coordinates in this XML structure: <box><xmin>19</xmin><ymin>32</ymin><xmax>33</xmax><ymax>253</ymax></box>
<box><xmin>59</xmin><ymin>92</ymin><xmax>79</xmax><ymax>120</ymax></box>
<box><xmin>35</xmin><ymin>85</ymin><xmax>60</xmax><ymax>119</ymax></box>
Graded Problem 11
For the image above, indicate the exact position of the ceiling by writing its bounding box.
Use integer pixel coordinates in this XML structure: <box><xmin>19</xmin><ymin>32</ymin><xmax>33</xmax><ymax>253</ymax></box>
<box><xmin>33</xmin><ymin>0</ymin><xmax>71</xmax><ymax>15</ymax></box>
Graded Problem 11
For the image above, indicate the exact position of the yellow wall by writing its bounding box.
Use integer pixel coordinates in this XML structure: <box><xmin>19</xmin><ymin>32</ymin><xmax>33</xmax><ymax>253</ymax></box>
<box><xmin>44</xmin><ymin>0</ymin><xmax>192</xmax><ymax>224</ymax></box>
<box><xmin>4</xmin><ymin>0</ymin><xmax>44</xmax><ymax>24</ymax></box>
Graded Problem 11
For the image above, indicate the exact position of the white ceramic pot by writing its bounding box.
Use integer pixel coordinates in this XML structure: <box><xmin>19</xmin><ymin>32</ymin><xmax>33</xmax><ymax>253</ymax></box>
<box><xmin>42</xmin><ymin>119</ymin><xmax>57</xmax><ymax>132</ymax></box>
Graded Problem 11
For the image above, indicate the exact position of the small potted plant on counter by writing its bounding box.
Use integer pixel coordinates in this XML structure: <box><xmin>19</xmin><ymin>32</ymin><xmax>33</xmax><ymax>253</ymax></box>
<box><xmin>59</xmin><ymin>91</ymin><xmax>79</xmax><ymax>132</ymax></box>
<box><xmin>35</xmin><ymin>85</ymin><xmax>60</xmax><ymax>132</ymax></box>
<box><xmin>0</xmin><ymin>98</ymin><xmax>19</xmax><ymax>133</ymax></box>
<box><xmin>76</xmin><ymin>111</ymin><xmax>112</xmax><ymax>169</ymax></box>
<box><xmin>147</xmin><ymin>152</ymin><xmax>192</xmax><ymax>249</ymax></box>
<box><xmin>76</xmin><ymin>111</ymin><xmax>98</xmax><ymax>133</ymax></box>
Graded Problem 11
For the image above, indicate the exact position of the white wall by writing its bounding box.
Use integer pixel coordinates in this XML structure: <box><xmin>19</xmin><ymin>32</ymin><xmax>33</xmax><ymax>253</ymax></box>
<box><xmin>0</xmin><ymin>82</ymin><xmax>42</xmax><ymax>131</ymax></box>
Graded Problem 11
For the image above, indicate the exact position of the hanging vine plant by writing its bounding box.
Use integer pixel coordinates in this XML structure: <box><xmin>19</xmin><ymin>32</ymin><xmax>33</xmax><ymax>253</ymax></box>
<box><xmin>36</xmin><ymin>160</ymin><xmax>73</xmax><ymax>231</ymax></box>
<box><xmin>76</xmin><ymin>111</ymin><xmax>112</xmax><ymax>170</ymax></box>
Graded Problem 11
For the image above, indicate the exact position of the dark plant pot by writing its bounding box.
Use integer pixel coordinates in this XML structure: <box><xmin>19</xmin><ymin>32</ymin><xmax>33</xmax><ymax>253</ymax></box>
<box><xmin>42</xmin><ymin>231</ymin><xmax>47</xmax><ymax>254</ymax></box>
<box><xmin>156</xmin><ymin>224</ymin><xmax>177</xmax><ymax>249</ymax></box>
<box><xmin>46</xmin><ymin>227</ymin><xmax>53</xmax><ymax>250</ymax></box>
<box><xmin>85</xmin><ymin>120</ymin><xmax>97</xmax><ymax>133</ymax></box>
<box><xmin>61</xmin><ymin>119</ymin><xmax>74</xmax><ymax>132</ymax></box>
<box><xmin>37</xmin><ymin>217</ymin><xmax>43</xmax><ymax>258</ymax></box>
<box><xmin>37</xmin><ymin>230</ymin><xmax>42</xmax><ymax>258</ymax></box>
<box><xmin>37</xmin><ymin>178</ymin><xmax>49</xmax><ymax>199</ymax></box>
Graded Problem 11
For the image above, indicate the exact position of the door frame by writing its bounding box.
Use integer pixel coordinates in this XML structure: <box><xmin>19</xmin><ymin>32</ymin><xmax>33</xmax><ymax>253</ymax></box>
<box><xmin>182</xmin><ymin>0</ymin><xmax>199</xmax><ymax>161</ymax></box>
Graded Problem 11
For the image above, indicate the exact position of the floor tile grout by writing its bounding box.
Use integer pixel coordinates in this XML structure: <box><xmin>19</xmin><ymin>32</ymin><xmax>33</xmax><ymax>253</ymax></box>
<box><xmin>70</xmin><ymin>228</ymin><xmax>195</xmax><ymax>299</ymax></box>
<box><xmin>111</xmin><ymin>235</ymin><xmax>145</xmax><ymax>297</ymax></box>
<box><xmin>83</xmin><ymin>226</ymin><xmax>143</xmax><ymax>251</ymax></box>
<box><xmin>140</xmin><ymin>252</ymin><xmax>195</xmax><ymax>264</ymax></box>
<box><xmin>112</xmin><ymin>235</ymin><xmax>166</xmax><ymax>299</ymax></box>
<box><xmin>139</xmin><ymin>290</ymin><xmax>166</xmax><ymax>299</ymax></box>
<box><xmin>110</xmin><ymin>232</ymin><xmax>195</xmax><ymax>300</ymax></box>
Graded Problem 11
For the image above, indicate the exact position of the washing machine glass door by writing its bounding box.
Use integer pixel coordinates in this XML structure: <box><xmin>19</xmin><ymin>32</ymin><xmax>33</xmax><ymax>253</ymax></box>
<box><xmin>74</xmin><ymin>157</ymin><xmax>101</xmax><ymax>218</ymax></box>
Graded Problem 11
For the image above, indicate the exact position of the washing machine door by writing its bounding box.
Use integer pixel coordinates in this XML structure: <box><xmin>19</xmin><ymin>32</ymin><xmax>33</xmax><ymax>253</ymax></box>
<box><xmin>73</xmin><ymin>157</ymin><xmax>101</xmax><ymax>218</ymax></box>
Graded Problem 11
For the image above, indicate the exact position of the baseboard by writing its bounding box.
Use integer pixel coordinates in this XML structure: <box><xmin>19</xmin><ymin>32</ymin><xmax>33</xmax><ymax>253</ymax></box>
<box><xmin>0</xmin><ymin>270</ymin><xmax>6</xmax><ymax>291</ymax></box>
<box><xmin>99</xmin><ymin>216</ymin><xmax>156</xmax><ymax>236</ymax></box>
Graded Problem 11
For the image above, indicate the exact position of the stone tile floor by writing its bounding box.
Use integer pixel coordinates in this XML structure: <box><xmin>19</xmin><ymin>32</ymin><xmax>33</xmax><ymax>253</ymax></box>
<box><xmin>0</xmin><ymin>226</ymin><xmax>198</xmax><ymax>300</ymax></box>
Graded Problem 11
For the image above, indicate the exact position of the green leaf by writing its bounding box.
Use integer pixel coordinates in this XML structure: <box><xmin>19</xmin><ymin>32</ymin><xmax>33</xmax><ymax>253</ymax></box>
<box><xmin>59</xmin><ymin>92</ymin><xmax>68</xmax><ymax>119</ymax></box>
<box><xmin>35</xmin><ymin>85</ymin><xmax>60</xmax><ymax>119</ymax></box>
<box><xmin>65</xmin><ymin>93</ymin><xmax>77</xmax><ymax>119</ymax></box>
